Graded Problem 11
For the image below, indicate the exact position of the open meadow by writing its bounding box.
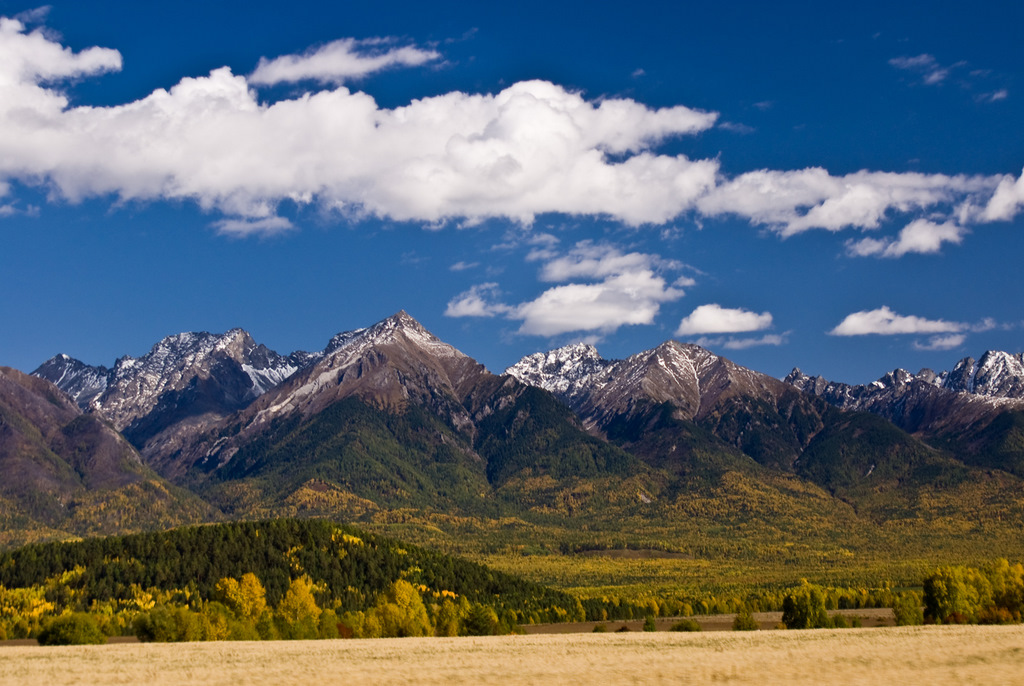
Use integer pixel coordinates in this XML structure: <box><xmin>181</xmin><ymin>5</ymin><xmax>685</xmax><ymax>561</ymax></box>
<box><xmin>2</xmin><ymin>625</ymin><xmax>1023</xmax><ymax>686</ymax></box>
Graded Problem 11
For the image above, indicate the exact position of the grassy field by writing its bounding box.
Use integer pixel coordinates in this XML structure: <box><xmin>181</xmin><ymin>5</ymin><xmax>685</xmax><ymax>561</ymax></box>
<box><xmin>2</xmin><ymin>625</ymin><xmax>1023</xmax><ymax>685</ymax></box>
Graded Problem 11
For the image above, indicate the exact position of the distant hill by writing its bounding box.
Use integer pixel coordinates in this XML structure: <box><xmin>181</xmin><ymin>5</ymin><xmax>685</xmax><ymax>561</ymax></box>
<box><xmin>0</xmin><ymin>518</ymin><xmax>605</xmax><ymax>622</ymax></box>
<box><xmin>0</xmin><ymin>366</ymin><xmax>212</xmax><ymax>547</ymax></box>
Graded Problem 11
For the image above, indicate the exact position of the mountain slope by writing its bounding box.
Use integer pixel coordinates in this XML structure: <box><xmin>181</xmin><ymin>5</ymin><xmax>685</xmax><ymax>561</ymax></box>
<box><xmin>507</xmin><ymin>341</ymin><xmax>983</xmax><ymax>511</ymax></box>
<box><xmin>34</xmin><ymin>329</ymin><xmax>321</xmax><ymax>472</ymax></box>
<box><xmin>787</xmin><ymin>351</ymin><xmax>1024</xmax><ymax>477</ymax></box>
<box><xmin>0</xmin><ymin>367</ymin><xmax>212</xmax><ymax>547</ymax></box>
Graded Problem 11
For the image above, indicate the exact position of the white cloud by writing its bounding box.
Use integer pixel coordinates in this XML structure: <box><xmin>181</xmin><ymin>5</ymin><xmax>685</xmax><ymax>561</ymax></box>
<box><xmin>14</xmin><ymin>7</ymin><xmax>51</xmax><ymax>24</ymax></box>
<box><xmin>0</xmin><ymin>22</ymin><xmax>720</xmax><ymax>229</ymax></box>
<box><xmin>212</xmin><ymin>216</ymin><xmax>294</xmax><ymax>237</ymax></box>
<box><xmin>249</xmin><ymin>38</ymin><xmax>441</xmax><ymax>86</ymax></box>
<box><xmin>0</xmin><ymin>18</ymin><xmax>1016</xmax><ymax>247</ymax></box>
<box><xmin>513</xmin><ymin>269</ymin><xmax>683</xmax><ymax>336</ymax></box>
<box><xmin>0</xmin><ymin>17</ymin><xmax>121</xmax><ymax>84</ymax></box>
<box><xmin>448</xmin><ymin>242</ymin><xmax>686</xmax><ymax>336</ymax></box>
<box><xmin>982</xmin><ymin>169</ymin><xmax>1024</xmax><ymax>222</ymax></box>
<box><xmin>444</xmin><ymin>283</ymin><xmax>510</xmax><ymax>318</ymax></box>
<box><xmin>889</xmin><ymin>54</ymin><xmax>950</xmax><ymax>85</ymax></box>
<box><xmin>676</xmin><ymin>304</ymin><xmax>772</xmax><ymax>336</ymax></box>
<box><xmin>693</xmin><ymin>333</ymin><xmax>787</xmax><ymax>350</ymax></box>
<box><xmin>698</xmin><ymin>168</ymin><xmax>995</xmax><ymax>237</ymax></box>
<box><xmin>538</xmin><ymin>242</ymin><xmax>673</xmax><ymax>282</ymax></box>
<box><xmin>913</xmin><ymin>334</ymin><xmax>967</xmax><ymax>351</ymax></box>
<box><xmin>719</xmin><ymin>121</ymin><xmax>755</xmax><ymax>135</ymax></box>
<box><xmin>449</xmin><ymin>260</ymin><xmax>478</xmax><ymax>271</ymax></box>
<box><xmin>845</xmin><ymin>219</ymin><xmax>966</xmax><ymax>258</ymax></box>
<box><xmin>829</xmin><ymin>306</ymin><xmax>964</xmax><ymax>336</ymax></box>
<box><xmin>978</xmin><ymin>89</ymin><xmax>1009</xmax><ymax>103</ymax></box>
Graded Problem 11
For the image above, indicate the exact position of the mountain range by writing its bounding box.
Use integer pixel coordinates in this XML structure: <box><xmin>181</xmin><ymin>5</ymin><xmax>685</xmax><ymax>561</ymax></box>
<box><xmin>8</xmin><ymin>310</ymin><xmax>1024</xmax><ymax>553</ymax></box>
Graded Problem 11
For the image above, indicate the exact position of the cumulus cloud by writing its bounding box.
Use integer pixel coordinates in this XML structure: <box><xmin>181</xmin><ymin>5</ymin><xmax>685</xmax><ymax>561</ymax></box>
<box><xmin>698</xmin><ymin>168</ymin><xmax>996</xmax><ymax>237</ymax></box>
<box><xmin>676</xmin><ymin>304</ymin><xmax>773</xmax><ymax>336</ymax></box>
<box><xmin>0</xmin><ymin>18</ymin><xmax>1017</xmax><ymax>246</ymax></box>
<box><xmin>446</xmin><ymin>242</ymin><xmax>685</xmax><ymax>337</ymax></box>
<box><xmin>249</xmin><ymin>38</ymin><xmax>441</xmax><ymax>86</ymax></box>
<box><xmin>982</xmin><ymin>169</ymin><xmax>1024</xmax><ymax>222</ymax></box>
<box><xmin>846</xmin><ymin>218</ymin><xmax>966</xmax><ymax>258</ymax></box>
<box><xmin>0</xmin><ymin>17</ymin><xmax>121</xmax><ymax>83</ymax></box>
<box><xmin>513</xmin><ymin>269</ymin><xmax>683</xmax><ymax>336</ymax></box>
<box><xmin>828</xmin><ymin>306</ymin><xmax>964</xmax><ymax>336</ymax></box>
<box><xmin>538</xmin><ymin>241</ymin><xmax>676</xmax><ymax>282</ymax></box>
<box><xmin>0</xmin><ymin>21</ymin><xmax>721</xmax><ymax>234</ymax></box>
<box><xmin>444</xmin><ymin>283</ymin><xmax>510</xmax><ymax>318</ymax></box>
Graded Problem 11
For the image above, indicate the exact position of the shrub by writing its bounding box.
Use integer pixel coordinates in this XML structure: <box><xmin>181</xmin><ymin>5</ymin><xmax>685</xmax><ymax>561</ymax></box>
<box><xmin>732</xmin><ymin>607</ymin><xmax>758</xmax><ymax>631</ymax></box>
<box><xmin>615</xmin><ymin>625</ymin><xmax>631</xmax><ymax>632</ymax></box>
<box><xmin>978</xmin><ymin>606</ymin><xmax>1015</xmax><ymax>625</ymax></box>
<box><xmin>592</xmin><ymin>623</ymin><xmax>608</xmax><ymax>632</ymax></box>
<box><xmin>669</xmin><ymin>619</ymin><xmax>701</xmax><ymax>632</ymax></box>
<box><xmin>643</xmin><ymin>616</ymin><xmax>657</xmax><ymax>632</ymax></box>
<box><xmin>830</xmin><ymin>614</ymin><xmax>849</xmax><ymax>629</ymax></box>
<box><xmin>38</xmin><ymin>613</ymin><xmax>106</xmax><ymax>646</ymax></box>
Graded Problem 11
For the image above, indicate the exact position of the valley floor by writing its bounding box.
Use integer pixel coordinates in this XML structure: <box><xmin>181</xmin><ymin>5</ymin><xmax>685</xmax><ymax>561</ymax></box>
<box><xmin>1</xmin><ymin>625</ymin><xmax>1022</xmax><ymax>685</ymax></box>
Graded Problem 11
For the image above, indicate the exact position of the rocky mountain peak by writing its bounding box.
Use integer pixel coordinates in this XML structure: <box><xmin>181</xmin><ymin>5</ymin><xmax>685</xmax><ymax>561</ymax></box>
<box><xmin>32</xmin><ymin>354</ymin><xmax>111</xmax><ymax>407</ymax></box>
<box><xmin>505</xmin><ymin>342</ymin><xmax>610</xmax><ymax>400</ymax></box>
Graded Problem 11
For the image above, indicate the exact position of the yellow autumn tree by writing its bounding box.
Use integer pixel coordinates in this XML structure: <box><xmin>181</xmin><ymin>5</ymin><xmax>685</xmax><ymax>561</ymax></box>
<box><xmin>216</xmin><ymin>573</ymin><xmax>268</xmax><ymax>623</ymax></box>
<box><xmin>369</xmin><ymin>579</ymin><xmax>432</xmax><ymax>638</ymax></box>
<box><xmin>275</xmin><ymin>576</ymin><xmax>322</xmax><ymax>639</ymax></box>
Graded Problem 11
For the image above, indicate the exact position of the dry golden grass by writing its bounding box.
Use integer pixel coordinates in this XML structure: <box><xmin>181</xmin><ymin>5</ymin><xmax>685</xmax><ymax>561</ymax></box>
<box><xmin>2</xmin><ymin>625</ymin><xmax>1024</xmax><ymax>685</ymax></box>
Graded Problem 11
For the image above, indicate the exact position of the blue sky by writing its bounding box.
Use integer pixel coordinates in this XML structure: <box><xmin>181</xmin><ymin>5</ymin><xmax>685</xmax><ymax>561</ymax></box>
<box><xmin>1</xmin><ymin>1</ymin><xmax>1022</xmax><ymax>383</ymax></box>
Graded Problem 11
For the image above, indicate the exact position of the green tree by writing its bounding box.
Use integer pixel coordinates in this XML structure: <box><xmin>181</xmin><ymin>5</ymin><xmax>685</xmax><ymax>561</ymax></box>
<box><xmin>462</xmin><ymin>602</ymin><xmax>499</xmax><ymax>636</ymax></box>
<box><xmin>923</xmin><ymin>566</ymin><xmax>991</xmax><ymax>624</ymax></box>
<box><xmin>642</xmin><ymin>616</ymin><xmax>657</xmax><ymax>632</ymax></box>
<box><xmin>781</xmin><ymin>582</ymin><xmax>830</xmax><ymax>629</ymax></box>
<box><xmin>892</xmin><ymin>592</ymin><xmax>924</xmax><ymax>626</ymax></box>
<box><xmin>318</xmin><ymin>608</ymin><xmax>340</xmax><ymax>639</ymax></box>
<box><xmin>434</xmin><ymin>599</ymin><xmax>461</xmax><ymax>637</ymax></box>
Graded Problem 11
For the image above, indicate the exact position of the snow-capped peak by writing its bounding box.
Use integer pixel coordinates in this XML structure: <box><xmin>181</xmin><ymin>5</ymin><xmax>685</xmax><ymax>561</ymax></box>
<box><xmin>505</xmin><ymin>342</ymin><xmax>610</xmax><ymax>398</ymax></box>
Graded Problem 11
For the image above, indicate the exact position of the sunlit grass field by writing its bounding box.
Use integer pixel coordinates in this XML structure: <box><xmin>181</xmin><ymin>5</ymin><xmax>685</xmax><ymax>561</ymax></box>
<box><xmin>2</xmin><ymin>625</ymin><xmax>1023</xmax><ymax>685</ymax></box>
